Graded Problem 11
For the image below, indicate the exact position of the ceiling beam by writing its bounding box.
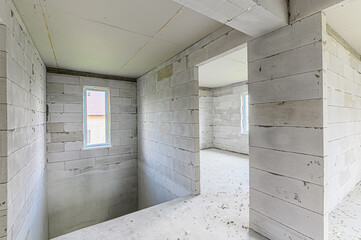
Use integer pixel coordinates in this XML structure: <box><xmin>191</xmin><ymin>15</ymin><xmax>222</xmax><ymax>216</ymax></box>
<box><xmin>170</xmin><ymin>0</ymin><xmax>288</xmax><ymax>37</ymax></box>
<box><xmin>47</xmin><ymin>67</ymin><xmax>137</xmax><ymax>82</ymax></box>
<box><xmin>289</xmin><ymin>0</ymin><xmax>347</xmax><ymax>23</ymax></box>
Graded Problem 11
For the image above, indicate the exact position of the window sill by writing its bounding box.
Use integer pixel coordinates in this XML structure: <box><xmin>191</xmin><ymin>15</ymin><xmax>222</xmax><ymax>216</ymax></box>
<box><xmin>82</xmin><ymin>144</ymin><xmax>112</xmax><ymax>150</ymax></box>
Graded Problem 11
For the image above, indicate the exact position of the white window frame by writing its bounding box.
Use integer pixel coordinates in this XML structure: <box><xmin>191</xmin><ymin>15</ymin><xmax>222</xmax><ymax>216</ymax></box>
<box><xmin>83</xmin><ymin>86</ymin><xmax>111</xmax><ymax>149</ymax></box>
<box><xmin>241</xmin><ymin>92</ymin><xmax>249</xmax><ymax>134</ymax></box>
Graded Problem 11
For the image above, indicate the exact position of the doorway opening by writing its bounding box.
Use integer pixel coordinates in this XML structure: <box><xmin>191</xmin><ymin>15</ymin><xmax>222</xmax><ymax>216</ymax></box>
<box><xmin>197</xmin><ymin>43</ymin><xmax>262</xmax><ymax>239</ymax></box>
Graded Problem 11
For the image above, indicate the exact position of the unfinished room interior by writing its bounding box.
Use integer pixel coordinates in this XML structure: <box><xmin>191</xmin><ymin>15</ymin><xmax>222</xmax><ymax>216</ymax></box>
<box><xmin>0</xmin><ymin>0</ymin><xmax>361</xmax><ymax>239</ymax></box>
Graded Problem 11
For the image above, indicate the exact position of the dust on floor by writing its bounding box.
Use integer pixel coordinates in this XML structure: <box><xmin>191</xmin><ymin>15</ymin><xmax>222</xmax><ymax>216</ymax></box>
<box><xmin>329</xmin><ymin>182</ymin><xmax>361</xmax><ymax>240</ymax></box>
<box><xmin>54</xmin><ymin>149</ymin><xmax>266</xmax><ymax>240</ymax></box>
<box><xmin>53</xmin><ymin>148</ymin><xmax>361</xmax><ymax>240</ymax></box>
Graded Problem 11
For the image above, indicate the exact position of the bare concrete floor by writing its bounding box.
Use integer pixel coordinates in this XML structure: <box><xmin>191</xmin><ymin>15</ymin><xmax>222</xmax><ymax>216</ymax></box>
<box><xmin>329</xmin><ymin>182</ymin><xmax>361</xmax><ymax>240</ymax></box>
<box><xmin>52</xmin><ymin>148</ymin><xmax>361</xmax><ymax>240</ymax></box>
<box><xmin>54</xmin><ymin>149</ymin><xmax>266</xmax><ymax>240</ymax></box>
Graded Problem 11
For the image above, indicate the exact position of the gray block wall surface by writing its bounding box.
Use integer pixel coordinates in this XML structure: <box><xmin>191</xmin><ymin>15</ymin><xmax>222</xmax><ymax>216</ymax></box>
<box><xmin>46</xmin><ymin>73</ymin><xmax>137</xmax><ymax>238</ymax></box>
<box><xmin>0</xmin><ymin>0</ymin><xmax>48</xmax><ymax>239</ymax></box>
<box><xmin>199</xmin><ymin>83</ymin><xmax>249</xmax><ymax>155</ymax></box>
<box><xmin>199</xmin><ymin>88</ymin><xmax>213</xmax><ymax>149</ymax></box>
<box><xmin>248</xmin><ymin>12</ymin><xmax>328</xmax><ymax>240</ymax></box>
<box><xmin>325</xmin><ymin>30</ymin><xmax>361</xmax><ymax>212</ymax></box>
<box><xmin>212</xmin><ymin>82</ymin><xmax>248</xmax><ymax>154</ymax></box>
<box><xmin>137</xmin><ymin>25</ymin><xmax>251</xmax><ymax>209</ymax></box>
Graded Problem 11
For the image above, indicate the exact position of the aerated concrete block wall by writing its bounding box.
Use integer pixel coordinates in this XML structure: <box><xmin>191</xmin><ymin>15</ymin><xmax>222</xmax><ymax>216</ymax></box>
<box><xmin>137</xmin><ymin>25</ymin><xmax>251</xmax><ymax>209</ymax></box>
<box><xmin>199</xmin><ymin>83</ymin><xmax>249</xmax><ymax>155</ymax></box>
<box><xmin>0</xmin><ymin>0</ymin><xmax>48</xmax><ymax>239</ymax></box>
<box><xmin>0</xmin><ymin>24</ymin><xmax>7</xmax><ymax>240</ymax></box>
<box><xmin>212</xmin><ymin>82</ymin><xmax>248</xmax><ymax>154</ymax></box>
<box><xmin>248</xmin><ymin>12</ymin><xmax>328</xmax><ymax>239</ymax></box>
<box><xmin>325</xmin><ymin>29</ymin><xmax>361</xmax><ymax>212</ymax></box>
<box><xmin>199</xmin><ymin>88</ymin><xmax>213</xmax><ymax>149</ymax></box>
<box><xmin>137</xmin><ymin>63</ymin><xmax>200</xmax><ymax>209</ymax></box>
<box><xmin>46</xmin><ymin>73</ymin><xmax>137</xmax><ymax>238</ymax></box>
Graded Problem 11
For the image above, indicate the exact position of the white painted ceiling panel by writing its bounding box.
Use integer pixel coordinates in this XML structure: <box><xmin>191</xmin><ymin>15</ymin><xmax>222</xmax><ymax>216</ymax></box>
<box><xmin>199</xmin><ymin>47</ymin><xmax>248</xmax><ymax>88</ymax></box>
<box><xmin>13</xmin><ymin>0</ymin><xmax>224</xmax><ymax>77</ymax></box>
<box><xmin>325</xmin><ymin>0</ymin><xmax>361</xmax><ymax>54</ymax></box>
<box><xmin>118</xmin><ymin>38</ymin><xmax>185</xmax><ymax>77</ymax></box>
<box><xmin>155</xmin><ymin>7</ymin><xmax>225</xmax><ymax>46</ymax></box>
<box><xmin>43</xmin><ymin>0</ymin><xmax>182</xmax><ymax>37</ymax></box>
<box><xmin>44</xmin><ymin>8</ymin><xmax>152</xmax><ymax>74</ymax></box>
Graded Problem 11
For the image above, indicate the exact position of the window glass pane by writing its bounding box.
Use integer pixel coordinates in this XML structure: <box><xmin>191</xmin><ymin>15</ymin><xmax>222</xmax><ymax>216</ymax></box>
<box><xmin>84</xmin><ymin>89</ymin><xmax>109</xmax><ymax>147</ymax></box>
<box><xmin>245</xmin><ymin>93</ymin><xmax>249</xmax><ymax>133</ymax></box>
<box><xmin>241</xmin><ymin>93</ymin><xmax>249</xmax><ymax>134</ymax></box>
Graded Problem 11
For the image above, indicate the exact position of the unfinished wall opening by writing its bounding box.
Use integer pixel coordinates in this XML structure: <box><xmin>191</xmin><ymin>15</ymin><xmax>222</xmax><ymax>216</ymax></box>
<box><xmin>196</xmin><ymin>43</ymin><xmax>264</xmax><ymax>239</ymax></box>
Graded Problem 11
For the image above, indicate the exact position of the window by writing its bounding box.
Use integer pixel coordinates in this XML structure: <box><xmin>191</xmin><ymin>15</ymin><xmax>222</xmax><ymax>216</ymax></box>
<box><xmin>241</xmin><ymin>93</ymin><xmax>249</xmax><ymax>134</ymax></box>
<box><xmin>83</xmin><ymin>87</ymin><xmax>110</xmax><ymax>149</ymax></box>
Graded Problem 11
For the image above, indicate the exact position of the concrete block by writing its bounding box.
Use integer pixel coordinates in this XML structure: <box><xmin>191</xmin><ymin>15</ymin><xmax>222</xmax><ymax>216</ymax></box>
<box><xmin>248</xmin><ymin>42</ymin><xmax>323</xmax><ymax>83</ymax></box>
<box><xmin>48</xmin><ymin>104</ymin><xmax>63</xmax><ymax>113</ymax></box>
<box><xmin>47</xmin><ymin>143</ymin><xmax>64</xmax><ymax>153</ymax></box>
<box><xmin>250</xmin><ymin>147</ymin><xmax>323</xmax><ymax>185</ymax></box>
<box><xmin>47</xmin><ymin>162</ymin><xmax>64</xmax><ymax>172</ymax></box>
<box><xmin>50</xmin><ymin>132</ymin><xmax>82</xmax><ymax>143</ymax></box>
<box><xmin>80</xmin><ymin>148</ymin><xmax>108</xmax><ymax>159</ymax></box>
<box><xmin>49</xmin><ymin>94</ymin><xmax>82</xmax><ymax>104</ymax></box>
<box><xmin>157</xmin><ymin>64</ymin><xmax>173</xmax><ymax>81</ymax></box>
<box><xmin>250</xmin><ymin>189</ymin><xmax>324</xmax><ymax>240</ymax></box>
<box><xmin>64</xmin><ymin>104</ymin><xmax>82</xmax><ymax>113</ymax></box>
<box><xmin>172</xmin><ymin>57</ymin><xmax>186</xmax><ymax>74</ymax></box>
<box><xmin>0</xmin><ymin>157</ymin><xmax>7</xmax><ymax>184</ymax></box>
<box><xmin>48</xmin><ymin>151</ymin><xmax>80</xmax><ymax>163</ymax></box>
<box><xmin>0</xmin><ymin>131</ymin><xmax>8</xmax><ymax>157</ymax></box>
<box><xmin>250</xmin><ymin>209</ymin><xmax>314</xmax><ymax>240</ymax></box>
<box><xmin>171</xmin><ymin>123</ymin><xmax>198</xmax><ymax>138</ymax></box>
<box><xmin>63</xmin><ymin>85</ymin><xmax>82</xmax><ymax>95</ymax></box>
<box><xmin>249</xmin><ymin>99</ymin><xmax>324</xmax><ymax>128</ymax></box>
<box><xmin>47</xmin><ymin>74</ymin><xmax>80</xmax><ymax>85</ymax></box>
<box><xmin>111</xmin><ymin>97</ymin><xmax>132</xmax><ymax>106</ymax></box>
<box><xmin>173</xmin><ymin>110</ymin><xmax>198</xmax><ymax>124</ymax></box>
<box><xmin>250</xmin><ymin>126</ymin><xmax>324</xmax><ymax>156</ymax></box>
<box><xmin>171</xmin><ymin>96</ymin><xmax>198</xmax><ymax>111</ymax></box>
<box><xmin>96</xmin><ymin>154</ymin><xmax>124</xmax><ymax>165</ymax></box>
<box><xmin>173</xmin><ymin>136</ymin><xmax>198</xmax><ymax>152</ymax></box>
<box><xmin>109</xmin><ymin>146</ymin><xmax>135</xmax><ymax>156</ymax></box>
<box><xmin>65</xmin><ymin>158</ymin><xmax>95</xmax><ymax>171</ymax></box>
<box><xmin>172</xmin><ymin>81</ymin><xmax>198</xmax><ymax>99</ymax></box>
<box><xmin>50</xmin><ymin>113</ymin><xmax>82</xmax><ymax>123</ymax></box>
<box><xmin>0</xmin><ymin>209</ymin><xmax>7</xmax><ymax>237</ymax></box>
<box><xmin>47</xmin><ymin>83</ymin><xmax>64</xmax><ymax>94</ymax></box>
<box><xmin>80</xmin><ymin>77</ymin><xmax>108</xmax><ymax>87</ymax></box>
<box><xmin>64</xmin><ymin>141</ymin><xmax>83</xmax><ymax>151</ymax></box>
<box><xmin>250</xmin><ymin>168</ymin><xmax>323</xmax><ymax>213</ymax></box>
<box><xmin>187</xmin><ymin>30</ymin><xmax>251</xmax><ymax>67</ymax></box>
<box><xmin>0</xmin><ymin>52</ymin><xmax>6</xmax><ymax>78</ymax></box>
<box><xmin>248</xmin><ymin>12</ymin><xmax>322</xmax><ymax>62</ymax></box>
<box><xmin>64</xmin><ymin>123</ymin><xmax>82</xmax><ymax>132</ymax></box>
<box><xmin>248</xmin><ymin>71</ymin><xmax>323</xmax><ymax>104</ymax></box>
<box><xmin>0</xmin><ymin>25</ymin><xmax>6</xmax><ymax>52</ymax></box>
<box><xmin>0</xmin><ymin>184</ymin><xmax>6</xmax><ymax>211</ymax></box>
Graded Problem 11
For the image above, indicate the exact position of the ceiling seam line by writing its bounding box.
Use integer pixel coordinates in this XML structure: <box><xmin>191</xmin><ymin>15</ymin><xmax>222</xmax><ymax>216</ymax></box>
<box><xmin>38</xmin><ymin>0</ymin><xmax>58</xmax><ymax>68</ymax></box>
<box><xmin>116</xmin><ymin>6</ymin><xmax>184</xmax><ymax>74</ymax></box>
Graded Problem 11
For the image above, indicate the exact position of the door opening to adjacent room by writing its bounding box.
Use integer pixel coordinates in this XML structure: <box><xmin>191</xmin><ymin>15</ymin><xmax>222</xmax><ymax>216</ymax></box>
<box><xmin>197</xmin><ymin>43</ymin><xmax>263</xmax><ymax>239</ymax></box>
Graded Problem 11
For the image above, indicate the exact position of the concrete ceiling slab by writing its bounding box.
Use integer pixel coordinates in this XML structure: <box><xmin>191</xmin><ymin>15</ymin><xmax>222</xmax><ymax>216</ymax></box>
<box><xmin>199</xmin><ymin>46</ymin><xmax>248</xmax><ymax>88</ymax></box>
<box><xmin>325</xmin><ymin>0</ymin><xmax>361</xmax><ymax>54</ymax></box>
<box><xmin>13</xmin><ymin>0</ymin><xmax>223</xmax><ymax>78</ymax></box>
<box><xmin>171</xmin><ymin>0</ymin><xmax>288</xmax><ymax>37</ymax></box>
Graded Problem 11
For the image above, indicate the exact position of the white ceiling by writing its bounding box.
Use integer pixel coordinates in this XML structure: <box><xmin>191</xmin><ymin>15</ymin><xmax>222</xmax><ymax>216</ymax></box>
<box><xmin>199</xmin><ymin>46</ymin><xmax>248</xmax><ymax>88</ymax></box>
<box><xmin>13</xmin><ymin>0</ymin><xmax>223</xmax><ymax>78</ymax></box>
<box><xmin>325</xmin><ymin>0</ymin><xmax>361</xmax><ymax>55</ymax></box>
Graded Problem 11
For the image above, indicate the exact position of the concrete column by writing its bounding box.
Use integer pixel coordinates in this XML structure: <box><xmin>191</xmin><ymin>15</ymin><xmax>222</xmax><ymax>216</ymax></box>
<box><xmin>248</xmin><ymin>12</ymin><xmax>328</xmax><ymax>240</ymax></box>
